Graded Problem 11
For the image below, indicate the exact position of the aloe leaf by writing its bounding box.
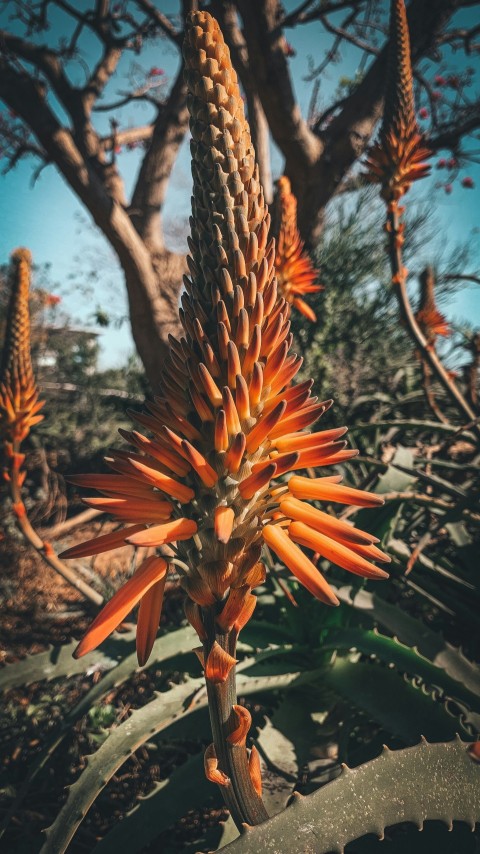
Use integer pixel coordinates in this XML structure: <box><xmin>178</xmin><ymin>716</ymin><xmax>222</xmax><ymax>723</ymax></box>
<box><xmin>222</xmin><ymin>739</ymin><xmax>480</xmax><ymax>853</ymax></box>
<box><xmin>0</xmin><ymin>626</ymin><xmax>197</xmax><ymax>841</ymax></box>
<box><xmin>39</xmin><ymin>665</ymin><xmax>317</xmax><ymax>854</ymax></box>
<box><xmin>0</xmin><ymin>631</ymin><xmax>136</xmax><ymax>691</ymax></box>
<box><xmin>91</xmin><ymin>751</ymin><xmax>213</xmax><ymax>854</ymax></box>
<box><xmin>323</xmin><ymin>658</ymin><xmax>472</xmax><ymax>742</ymax></box>
<box><xmin>332</xmin><ymin>584</ymin><xmax>480</xmax><ymax>698</ymax></box>
<box><xmin>320</xmin><ymin>627</ymin><xmax>480</xmax><ymax>723</ymax></box>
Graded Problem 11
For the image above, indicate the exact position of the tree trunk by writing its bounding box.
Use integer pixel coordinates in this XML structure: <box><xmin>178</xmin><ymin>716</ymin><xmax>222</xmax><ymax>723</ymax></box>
<box><xmin>123</xmin><ymin>248</ymin><xmax>186</xmax><ymax>391</ymax></box>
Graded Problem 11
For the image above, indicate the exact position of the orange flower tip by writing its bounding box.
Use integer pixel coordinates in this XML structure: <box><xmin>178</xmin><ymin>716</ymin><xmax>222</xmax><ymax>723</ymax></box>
<box><xmin>279</xmin><ymin>497</ymin><xmax>380</xmax><ymax>547</ymax></box>
<box><xmin>289</xmin><ymin>521</ymin><xmax>389</xmax><ymax>581</ymax></box>
<box><xmin>214</xmin><ymin>506</ymin><xmax>235</xmax><ymax>544</ymax></box>
<box><xmin>293</xmin><ymin>297</ymin><xmax>316</xmax><ymax>322</ymax></box>
<box><xmin>227</xmin><ymin>704</ymin><xmax>252</xmax><ymax>746</ymax></box>
<box><xmin>11</xmin><ymin>247</ymin><xmax>32</xmax><ymax>264</ymax></box>
<box><xmin>126</xmin><ymin>518</ymin><xmax>197</xmax><ymax>547</ymax></box>
<box><xmin>204</xmin><ymin>743</ymin><xmax>230</xmax><ymax>787</ymax></box>
<box><xmin>248</xmin><ymin>745</ymin><xmax>262</xmax><ymax>796</ymax></box>
<box><xmin>42</xmin><ymin>541</ymin><xmax>55</xmax><ymax>559</ymax></box>
<box><xmin>59</xmin><ymin>524</ymin><xmax>147</xmax><ymax>560</ymax></box>
<box><xmin>239</xmin><ymin>463</ymin><xmax>276</xmax><ymax>500</ymax></box>
<box><xmin>136</xmin><ymin>574</ymin><xmax>167</xmax><ymax>665</ymax></box>
<box><xmin>288</xmin><ymin>475</ymin><xmax>384</xmax><ymax>507</ymax></box>
<box><xmin>181</xmin><ymin>440</ymin><xmax>218</xmax><ymax>487</ymax></box>
<box><xmin>204</xmin><ymin>641</ymin><xmax>237</xmax><ymax>684</ymax></box>
<box><xmin>126</xmin><ymin>456</ymin><xmax>195</xmax><ymax>502</ymax></box>
<box><xmin>193</xmin><ymin>646</ymin><xmax>205</xmax><ymax>668</ymax></box>
<box><xmin>73</xmin><ymin>556</ymin><xmax>167</xmax><ymax>659</ymax></box>
<box><xmin>262</xmin><ymin>523</ymin><xmax>340</xmax><ymax>607</ymax></box>
<box><xmin>12</xmin><ymin>501</ymin><xmax>26</xmax><ymax>519</ymax></box>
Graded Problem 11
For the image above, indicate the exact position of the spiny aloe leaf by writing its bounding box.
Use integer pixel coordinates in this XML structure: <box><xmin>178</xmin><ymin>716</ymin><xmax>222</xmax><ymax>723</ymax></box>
<box><xmin>222</xmin><ymin>738</ymin><xmax>480</xmax><ymax>853</ymax></box>
<box><xmin>0</xmin><ymin>626</ymin><xmax>197</xmax><ymax>841</ymax></box>
<box><xmin>323</xmin><ymin>658</ymin><xmax>472</xmax><ymax>742</ymax></box>
<box><xmin>91</xmin><ymin>751</ymin><xmax>213</xmax><ymax>854</ymax></box>
<box><xmin>40</xmin><ymin>678</ymin><xmax>201</xmax><ymax>854</ymax></box>
<box><xmin>39</xmin><ymin>665</ymin><xmax>316</xmax><ymax>854</ymax></box>
<box><xmin>0</xmin><ymin>631</ymin><xmax>136</xmax><ymax>690</ymax></box>
<box><xmin>254</xmin><ymin>683</ymin><xmax>334</xmax><ymax>801</ymax></box>
<box><xmin>375</xmin><ymin>446</ymin><xmax>416</xmax><ymax>494</ymax></box>
<box><xmin>321</xmin><ymin>627</ymin><xmax>480</xmax><ymax>724</ymax></box>
<box><xmin>332</xmin><ymin>584</ymin><xmax>480</xmax><ymax>698</ymax></box>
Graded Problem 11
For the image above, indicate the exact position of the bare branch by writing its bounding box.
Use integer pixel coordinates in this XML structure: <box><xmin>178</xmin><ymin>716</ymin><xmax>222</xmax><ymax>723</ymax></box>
<box><xmin>235</xmin><ymin>0</ymin><xmax>321</xmax><ymax>177</ymax></box>
<box><xmin>82</xmin><ymin>43</ymin><xmax>123</xmax><ymax>115</ymax></box>
<box><xmin>135</xmin><ymin>0</ymin><xmax>182</xmax><ymax>45</ymax></box>
<box><xmin>129</xmin><ymin>65</ymin><xmax>189</xmax><ymax>249</ymax></box>
<box><xmin>429</xmin><ymin>105</ymin><xmax>480</xmax><ymax>152</ymax></box>
<box><xmin>278</xmin><ymin>0</ymin><xmax>359</xmax><ymax>30</ymax></box>
<box><xmin>441</xmin><ymin>273</ymin><xmax>480</xmax><ymax>286</ymax></box>
<box><xmin>0</xmin><ymin>29</ymin><xmax>77</xmax><ymax>116</ymax></box>
<box><xmin>100</xmin><ymin>123</ymin><xmax>153</xmax><ymax>150</ymax></box>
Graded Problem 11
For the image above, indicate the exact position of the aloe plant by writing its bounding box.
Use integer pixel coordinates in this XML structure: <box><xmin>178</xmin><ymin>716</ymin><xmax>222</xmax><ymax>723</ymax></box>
<box><xmin>2</xmin><ymin>2</ymin><xmax>479</xmax><ymax>851</ymax></box>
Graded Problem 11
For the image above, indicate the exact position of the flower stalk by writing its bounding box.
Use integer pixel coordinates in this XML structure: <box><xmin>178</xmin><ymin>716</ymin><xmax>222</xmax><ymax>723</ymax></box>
<box><xmin>365</xmin><ymin>0</ymin><xmax>478</xmax><ymax>432</ymax></box>
<box><xmin>0</xmin><ymin>249</ymin><xmax>104</xmax><ymax>607</ymax></box>
<box><xmin>202</xmin><ymin>618</ymin><xmax>268</xmax><ymax>825</ymax></box>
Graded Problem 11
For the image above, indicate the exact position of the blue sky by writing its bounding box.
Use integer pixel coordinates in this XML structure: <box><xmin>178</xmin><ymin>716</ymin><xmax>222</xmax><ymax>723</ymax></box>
<box><xmin>0</xmin><ymin>1</ymin><xmax>479</xmax><ymax>368</ymax></box>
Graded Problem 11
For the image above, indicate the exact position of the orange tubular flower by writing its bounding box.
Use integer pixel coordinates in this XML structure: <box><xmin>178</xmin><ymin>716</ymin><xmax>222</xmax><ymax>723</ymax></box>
<box><xmin>415</xmin><ymin>266</ymin><xmax>450</xmax><ymax>347</ymax></box>
<box><xmin>66</xmin><ymin>11</ymin><xmax>389</xmax><ymax>687</ymax></box>
<box><xmin>364</xmin><ymin>0</ymin><xmax>430</xmax><ymax>204</ymax></box>
<box><xmin>0</xmin><ymin>249</ymin><xmax>44</xmax><ymax>458</ymax></box>
<box><xmin>274</xmin><ymin>176</ymin><xmax>322</xmax><ymax>321</ymax></box>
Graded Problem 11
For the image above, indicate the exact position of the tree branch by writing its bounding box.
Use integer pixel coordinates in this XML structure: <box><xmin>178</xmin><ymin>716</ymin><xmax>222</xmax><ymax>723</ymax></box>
<box><xmin>135</xmin><ymin>0</ymin><xmax>183</xmax><ymax>45</ymax></box>
<box><xmin>429</xmin><ymin>105</ymin><xmax>480</xmax><ymax>151</ymax></box>
<box><xmin>129</xmin><ymin>64</ymin><xmax>189</xmax><ymax>249</ymax></box>
<box><xmin>0</xmin><ymin>29</ymin><xmax>78</xmax><ymax>118</ymax></box>
<box><xmin>235</xmin><ymin>0</ymin><xmax>322</xmax><ymax>181</ymax></box>
<box><xmin>100</xmin><ymin>124</ymin><xmax>153</xmax><ymax>150</ymax></box>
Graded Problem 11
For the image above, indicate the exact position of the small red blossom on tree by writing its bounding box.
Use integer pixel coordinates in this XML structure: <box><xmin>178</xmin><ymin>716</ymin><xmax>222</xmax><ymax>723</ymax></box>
<box><xmin>45</xmin><ymin>294</ymin><xmax>61</xmax><ymax>307</ymax></box>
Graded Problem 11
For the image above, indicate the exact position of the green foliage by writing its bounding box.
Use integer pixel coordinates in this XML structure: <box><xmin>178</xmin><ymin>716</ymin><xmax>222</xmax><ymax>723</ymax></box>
<box><xmin>222</xmin><ymin>739</ymin><xmax>480</xmax><ymax>854</ymax></box>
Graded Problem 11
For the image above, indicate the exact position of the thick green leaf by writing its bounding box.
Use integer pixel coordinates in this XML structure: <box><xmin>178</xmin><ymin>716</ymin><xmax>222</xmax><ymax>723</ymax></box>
<box><xmin>0</xmin><ymin>626</ymin><xmax>197</xmax><ymax>841</ymax></box>
<box><xmin>39</xmin><ymin>665</ymin><xmax>317</xmax><ymax>854</ymax></box>
<box><xmin>323</xmin><ymin>658</ymin><xmax>471</xmax><ymax>742</ymax></box>
<box><xmin>321</xmin><ymin>627</ymin><xmax>480</xmax><ymax>725</ymax></box>
<box><xmin>332</xmin><ymin>584</ymin><xmax>480</xmax><ymax>698</ymax></box>
<box><xmin>0</xmin><ymin>631</ymin><xmax>136</xmax><ymax>691</ymax></box>
<box><xmin>92</xmin><ymin>751</ymin><xmax>215</xmax><ymax>854</ymax></box>
<box><xmin>222</xmin><ymin>739</ymin><xmax>480</xmax><ymax>853</ymax></box>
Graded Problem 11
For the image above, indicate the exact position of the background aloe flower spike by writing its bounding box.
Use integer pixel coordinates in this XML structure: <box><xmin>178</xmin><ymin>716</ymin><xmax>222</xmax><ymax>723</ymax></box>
<box><xmin>0</xmin><ymin>249</ymin><xmax>104</xmax><ymax>606</ymax></box>
<box><xmin>0</xmin><ymin>249</ymin><xmax>44</xmax><ymax>460</ymax></box>
<box><xmin>274</xmin><ymin>176</ymin><xmax>323</xmax><ymax>322</ymax></box>
<box><xmin>365</xmin><ymin>0</ymin><xmax>431</xmax><ymax>208</ymax></box>
<box><xmin>415</xmin><ymin>266</ymin><xmax>450</xmax><ymax>347</ymax></box>
<box><xmin>64</xmin><ymin>9</ymin><xmax>391</xmax><ymax>827</ymax></box>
